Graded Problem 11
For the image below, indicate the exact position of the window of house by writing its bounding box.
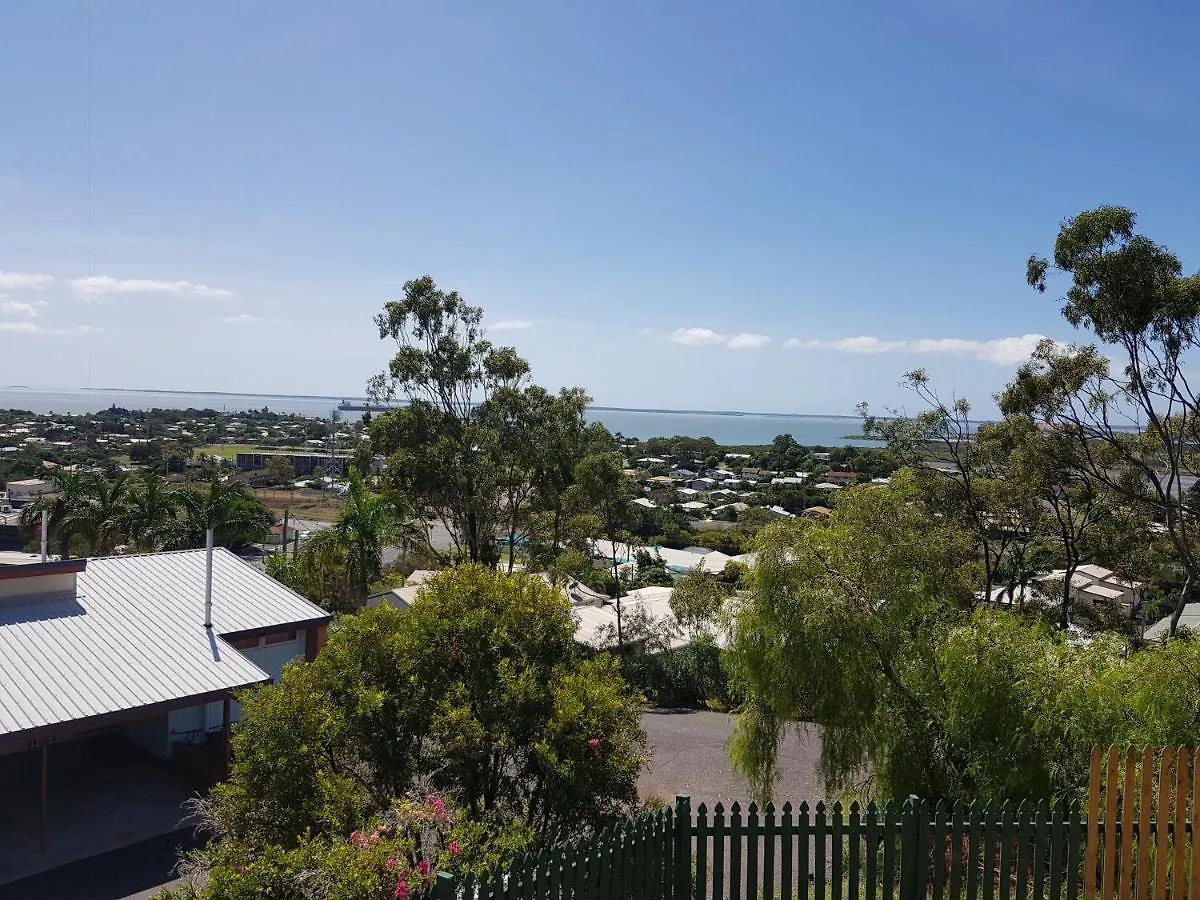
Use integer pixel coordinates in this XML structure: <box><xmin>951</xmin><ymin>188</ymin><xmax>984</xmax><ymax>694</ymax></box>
<box><xmin>264</xmin><ymin>629</ymin><xmax>298</xmax><ymax>645</ymax></box>
<box><xmin>230</xmin><ymin>636</ymin><xmax>263</xmax><ymax>650</ymax></box>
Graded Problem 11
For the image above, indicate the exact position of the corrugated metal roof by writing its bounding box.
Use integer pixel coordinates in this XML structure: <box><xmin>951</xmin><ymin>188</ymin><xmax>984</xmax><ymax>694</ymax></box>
<box><xmin>84</xmin><ymin>548</ymin><xmax>331</xmax><ymax>636</ymax></box>
<box><xmin>0</xmin><ymin>548</ymin><xmax>330</xmax><ymax>740</ymax></box>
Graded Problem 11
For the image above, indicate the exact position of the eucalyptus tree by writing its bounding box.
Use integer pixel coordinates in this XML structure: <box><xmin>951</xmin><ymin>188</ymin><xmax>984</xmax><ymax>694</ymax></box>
<box><xmin>1001</xmin><ymin>206</ymin><xmax>1200</xmax><ymax>636</ymax></box>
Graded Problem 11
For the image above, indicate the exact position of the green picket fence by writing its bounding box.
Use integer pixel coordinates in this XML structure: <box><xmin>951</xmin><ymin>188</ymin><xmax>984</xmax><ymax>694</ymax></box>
<box><xmin>443</xmin><ymin>796</ymin><xmax>1089</xmax><ymax>900</ymax></box>
<box><xmin>691</xmin><ymin>798</ymin><xmax>1085</xmax><ymax>900</ymax></box>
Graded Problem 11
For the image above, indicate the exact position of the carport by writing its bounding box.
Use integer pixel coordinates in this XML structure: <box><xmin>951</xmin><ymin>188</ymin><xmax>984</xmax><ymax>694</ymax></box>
<box><xmin>0</xmin><ymin>731</ymin><xmax>211</xmax><ymax>885</ymax></box>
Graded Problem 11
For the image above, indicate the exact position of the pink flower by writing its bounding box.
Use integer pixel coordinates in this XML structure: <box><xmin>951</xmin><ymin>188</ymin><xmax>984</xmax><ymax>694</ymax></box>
<box><xmin>450</xmin><ymin>840</ymin><xmax>460</xmax><ymax>857</ymax></box>
<box><xmin>587</xmin><ymin>738</ymin><xmax>600</xmax><ymax>748</ymax></box>
<box><xmin>395</xmin><ymin>879</ymin><xmax>410</xmax><ymax>900</ymax></box>
<box><xmin>418</xmin><ymin>859</ymin><xmax>431</xmax><ymax>876</ymax></box>
<box><xmin>350</xmin><ymin>830</ymin><xmax>367</xmax><ymax>847</ymax></box>
<box><xmin>429</xmin><ymin>796</ymin><xmax>448</xmax><ymax>822</ymax></box>
<box><xmin>386</xmin><ymin>858</ymin><xmax>399</xmax><ymax>871</ymax></box>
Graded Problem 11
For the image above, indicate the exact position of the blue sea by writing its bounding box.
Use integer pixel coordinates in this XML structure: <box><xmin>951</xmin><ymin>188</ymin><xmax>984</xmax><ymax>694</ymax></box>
<box><xmin>0</xmin><ymin>387</ymin><xmax>877</xmax><ymax>447</ymax></box>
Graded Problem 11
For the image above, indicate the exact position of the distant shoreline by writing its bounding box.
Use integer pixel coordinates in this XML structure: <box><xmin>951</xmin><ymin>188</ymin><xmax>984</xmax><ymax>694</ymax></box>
<box><xmin>0</xmin><ymin>385</ymin><xmax>865</xmax><ymax>422</ymax></box>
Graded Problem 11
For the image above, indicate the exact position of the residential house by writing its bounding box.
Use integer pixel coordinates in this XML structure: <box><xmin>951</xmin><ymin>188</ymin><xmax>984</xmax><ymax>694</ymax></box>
<box><xmin>669</xmin><ymin>468</ymin><xmax>698</xmax><ymax>481</ymax></box>
<box><xmin>801</xmin><ymin>506</ymin><xmax>832</xmax><ymax>519</ymax></box>
<box><xmin>823</xmin><ymin>471</ymin><xmax>858</xmax><ymax>486</ymax></box>
<box><xmin>812</xmin><ymin>482</ymin><xmax>843</xmax><ymax>492</ymax></box>
<box><xmin>766</xmin><ymin>505</ymin><xmax>796</xmax><ymax>519</ymax></box>
<box><xmin>0</xmin><ymin>549</ymin><xmax>330</xmax><ymax>855</ymax></box>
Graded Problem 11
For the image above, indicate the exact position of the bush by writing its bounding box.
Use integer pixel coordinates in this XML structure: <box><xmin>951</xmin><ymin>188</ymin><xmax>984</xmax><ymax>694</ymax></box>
<box><xmin>620</xmin><ymin>637</ymin><xmax>733</xmax><ymax>709</ymax></box>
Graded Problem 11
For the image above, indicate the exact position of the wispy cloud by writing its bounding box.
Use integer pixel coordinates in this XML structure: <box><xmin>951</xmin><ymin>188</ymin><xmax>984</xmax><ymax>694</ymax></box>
<box><xmin>0</xmin><ymin>321</ymin><xmax>89</xmax><ymax>336</ymax></box>
<box><xmin>489</xmin><ymin>319</ymin><xmax>532</xmax><ymax>331</ymax></box>
<box><xmin>0</xmin><ymin>271</ymin><xmax>54</xmax><ymax>290</ymax></box>
<box><xmin>784</xmin><ymin>333</ymin><xmax>1051</xmax><ymax>365</ymax></box>
<box><xmin>670</xmin><ymin>327</ymin><xmax>771</xmax><ymax>350</ymax></box>
<box><xmin>0</xmin><ymin>297</ymin><xmax>46</xmax><ymax>317</ymax></box>
<box><xmin>70</xmin><ymin>275</ymin><xmax>234</xmax><ymax>299</ymax></box>
<box><xmin>219</xmin><ymin>313</ymin><xmax>265</xmax><ymax>325</ymax></box>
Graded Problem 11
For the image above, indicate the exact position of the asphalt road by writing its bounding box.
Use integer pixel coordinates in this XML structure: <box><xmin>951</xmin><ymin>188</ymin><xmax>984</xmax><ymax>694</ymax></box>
<box><xmin>638</xmin><ymin>709</ymin><xmax>824</xmax><ymax>808</ymax></box>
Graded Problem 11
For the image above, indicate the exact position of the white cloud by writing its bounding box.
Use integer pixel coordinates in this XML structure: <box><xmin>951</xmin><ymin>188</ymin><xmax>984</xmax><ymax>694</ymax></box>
<box><xmin>0</xmin><ymin>271</ymin><xmax>54</xmax><ymax>290</ymax></box>
<box><xmin>0</xmin><ymin>321</ymin><xmax>88</xmax><ymax>336</ymax></box>
<box><xmin>0</xmin><ymin>297</ymin><xmax>46</xmax><ymax>317</ymax></box>
<box><xmin>70</xmin><ymin>275</ymin><xmax>234</xmax><ymax>299</ymax></box>
<box><xmin>785</xmin><ymin>333</ymin><xmax>1051</xmax><ymax>365</ymax></box>
<box><xmin>219</xmin><ymin>313</ymin><xmax>264</xmax><ymax>325</ymax></box>
<box><xmin>670</xmin><ymin>327</ymin><xmax>771</xmax><ymax>350</ymax></box>
<box><xmin>726</xmin><ymin>332</ymin><xmax>771</xmax><ymax>350</ymax></box>
<box><xmin>489</xmin><ymin>319</ymin><xmax>532</xmax><ymax>331</ymax></box>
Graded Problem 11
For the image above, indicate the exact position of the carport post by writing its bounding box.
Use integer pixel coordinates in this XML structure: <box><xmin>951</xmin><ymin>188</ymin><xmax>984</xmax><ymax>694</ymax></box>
<box><xmin>221</xmin><ymin>695</ymin><xmax>232</xmax><ymax>777</ymax></box>
<box><xmin>39</xmin><ymin>741</ymin><xmax>47</xmax><ymax>854</ymax></box>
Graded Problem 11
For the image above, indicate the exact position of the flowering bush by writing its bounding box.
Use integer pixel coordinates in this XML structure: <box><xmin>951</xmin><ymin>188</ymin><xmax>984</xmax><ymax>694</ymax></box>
<box><xmin>165</xmin><ymin>793</ymin><xmax>461</xmax><ymax>900</ymax></box>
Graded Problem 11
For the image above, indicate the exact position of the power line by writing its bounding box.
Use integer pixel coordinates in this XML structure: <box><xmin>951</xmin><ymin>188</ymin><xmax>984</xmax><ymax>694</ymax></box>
<box><xmin>87</xmin><ymin>0</ymin><xmax>94</xmax><ymax>412</ymax></box>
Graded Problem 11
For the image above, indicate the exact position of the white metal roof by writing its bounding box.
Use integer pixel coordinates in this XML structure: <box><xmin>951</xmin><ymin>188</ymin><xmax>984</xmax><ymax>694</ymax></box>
<box><xmin>0</xmin><ymin>549</ymin><xmax>330</xmax><ymax>741</ymax></box>
<box><xmin>84</xmin><ymin>548</ymin><xmax>331</xmax><ymax>637</ymax></box>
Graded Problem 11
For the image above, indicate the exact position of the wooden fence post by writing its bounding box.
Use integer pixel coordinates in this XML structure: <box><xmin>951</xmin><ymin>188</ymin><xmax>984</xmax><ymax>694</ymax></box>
<box><xmin>676</xmin><ymin>795</ymin><xmax>692</xmax><ymax>900</ymax></box>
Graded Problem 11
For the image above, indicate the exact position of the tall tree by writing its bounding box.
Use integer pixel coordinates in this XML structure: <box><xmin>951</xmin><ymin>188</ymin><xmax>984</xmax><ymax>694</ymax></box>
<box><xmin>368</xmin><ymin>276</ymin><xmax>531</xmax><ymax>568</ymax></box>
<box><xmin>334</xmin><ymin>469</ymin><xmax>420</xmax><ymax>605</ymax></box>
<box><xmin>977</xmin><ymin>416</ymin><xmax>1111</xmax><ymax>627</ymax></box>
<box><xmin>573</xmin><ymin>451</ymin><xmax>636</xmax><ymax>648</ymax></box>
<box><xmin>172</xmin><ymin>479</ymin><xmax>272</xmax><ymax>550</ymax></box>
<box><xmin>1002</xmin><ymin>206</ymin><xmax>1200</xmax><ymax>636</ymax></box>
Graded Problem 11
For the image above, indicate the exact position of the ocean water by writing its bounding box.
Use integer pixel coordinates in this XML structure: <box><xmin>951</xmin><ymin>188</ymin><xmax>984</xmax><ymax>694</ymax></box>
<box><xmin>0</xmin><ymin>388</ymin><xmax>876</xmax><ymax>447</ymax></box>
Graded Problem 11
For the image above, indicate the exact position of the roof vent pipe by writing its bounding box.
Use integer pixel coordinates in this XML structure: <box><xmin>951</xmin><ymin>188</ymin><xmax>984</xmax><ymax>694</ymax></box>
<box><xmin>204</xmin><ymin>527</ymin><xmax>214</xmax><ymax>628</ymax></box>
<box><xmin>40</xmin><ymin>509</ymin><xmax>49</xmax><ymax>563</ymax></box>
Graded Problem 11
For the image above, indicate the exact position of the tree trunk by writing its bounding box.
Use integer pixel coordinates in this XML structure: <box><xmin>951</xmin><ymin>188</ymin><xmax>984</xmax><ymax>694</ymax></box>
<box><xmin>1059</xmin><ymin>562</ymin><xmax>1077</xmax><ymax>631</ymax></box>
<box><xmin>1169</xmin><ymin>571</ymin><xmax>1193</xmax><ymax>638</ymax></box>
<box><xmin>612</xmin><ymin>552</ymin><xmax>623</xmax><ymax>651</ymax></box>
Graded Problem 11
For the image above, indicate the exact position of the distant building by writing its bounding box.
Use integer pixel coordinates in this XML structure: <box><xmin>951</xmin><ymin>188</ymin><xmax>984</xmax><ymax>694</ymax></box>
<box><xmin>5</xmin><ymin>478</ymin><xmax>57</xmax><ymax>507</ymax></box>
<box><xmin>235</xmin><ymin>449</ymin><xmax>353</xmax><ymax>477</ymax></box>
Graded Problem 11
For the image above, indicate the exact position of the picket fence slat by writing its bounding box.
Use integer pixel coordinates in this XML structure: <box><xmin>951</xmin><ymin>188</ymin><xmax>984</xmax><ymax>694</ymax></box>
<box><xmin>848</xmin><ymin>802</ymin><xmax>860</xmax><ymax>900</ymax></box>
<box><xmin>697</xmin><ymin>803</ymin><xmax>709</xmax><ymax>900</ymax></box>
<box><xmin>764</xmin><ymin>802</ymin><xmax>777</xmax><ymax>900</ymax></box>
<box><xmin>799</xmin><ymin>802</ymin><xmax>812</xmax><ymax>900</ymax></box>
<box><xmin>815</xmin><ymin>802</ymin><xmax>827</xmax><ymax>900</ymax></box>
<box><xmin>746</xmin><ymin>802</ymin><xmax>759</xmax><ymax>900</ymax></box>
<box><xmin>1173</xmin><ymin>747</ymin><xmax>1188</xmax><ymax>900</ymax></box>
<box><xmin>730</xmin><ymin>802</ymin><xmax>743</xmax><ymax>900</ymax></box>
<box><xmin>831</xmin><ymin>801</ymin><xmax>843</xmax><ymax>900</ymax></box>
<box><xmin>781</xmin><ymin>802</ymin><xmax>795</xmax><ymax>900</ymax></box>
<box><xmin>1155</xmin><ymin>748</ymin><xmax>1173</xmax><ymax>900</ymax></box>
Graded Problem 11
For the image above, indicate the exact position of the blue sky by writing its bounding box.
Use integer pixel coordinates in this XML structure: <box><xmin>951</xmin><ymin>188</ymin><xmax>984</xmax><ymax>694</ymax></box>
<box><xmin>2</xmin><ymin>1</ymin><xmax>1198</xmax><ymax>416</ymax></box>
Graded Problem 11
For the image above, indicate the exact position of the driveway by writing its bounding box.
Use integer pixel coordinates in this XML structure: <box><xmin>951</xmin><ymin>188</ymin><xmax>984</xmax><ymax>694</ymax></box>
<box><xmin>639</xmin><ymin>709</ymin><xmax>824</xmax><ymax>807</ymax></box>
<box><xmin>3</xmin><ymin>829</ymin><xmax>202</xmax><ymax>900</ymax></box>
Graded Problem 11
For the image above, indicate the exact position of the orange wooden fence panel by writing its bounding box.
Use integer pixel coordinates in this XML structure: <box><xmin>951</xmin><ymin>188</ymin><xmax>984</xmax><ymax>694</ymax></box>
<box><xmin>1088</xmin><ymin>745</ymin><xmax>1197</xmax><ymax>900</ymax></box>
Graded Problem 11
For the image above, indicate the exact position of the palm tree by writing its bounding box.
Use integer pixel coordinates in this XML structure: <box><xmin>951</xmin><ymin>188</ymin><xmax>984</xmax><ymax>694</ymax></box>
<box><xmin>172</xmin><ymin>478</ymin><xmax>271</xmax><ymax>550</ymax></box>
<box><xmin>334</xmin><ymin>470</ymin><xmax>421</xmax><ymax>605</ymax></box>
<box><xmin>19</xmin><ymin>471</ymin><xmax>93</xmax><ymax>559</ymax></box>
<box><xmin>77</xmin><ymin>472</ymin><xmax>132</xmax><ymax>555</ymax></box>
<box><xmin>117</xmin><ymin>473</ymin><xmax>181</xmax><ymax>552</ymax></box>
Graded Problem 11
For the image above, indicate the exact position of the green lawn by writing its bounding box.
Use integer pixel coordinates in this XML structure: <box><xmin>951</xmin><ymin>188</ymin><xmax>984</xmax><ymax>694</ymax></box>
<box><xmin>196</xmin><ymin>443</ymin><xmax>258</xmax><ymax>460</ymax></box>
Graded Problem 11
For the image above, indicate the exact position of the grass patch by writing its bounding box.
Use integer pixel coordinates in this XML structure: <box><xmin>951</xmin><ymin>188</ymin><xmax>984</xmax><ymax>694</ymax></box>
<box><xmin>197</xmin><ymin>443</ymin><xmax>259</xmax><ymax>460</ymax></box>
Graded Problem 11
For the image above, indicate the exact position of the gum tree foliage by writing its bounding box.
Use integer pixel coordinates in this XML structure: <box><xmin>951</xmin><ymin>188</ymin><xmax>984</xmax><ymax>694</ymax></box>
<box><xmin>368</xmin><ymin>277</ymin><xmax>598</xmax><ymax>569</ymax></box>
<box><xmin>1001</xmin><ymin>206</ymin><xmax>1200</xmax><ymax>636</ymax></box>
<box><xmin>860</xmin><ymin>373</ymin><xmax>1037</xmax><ymax>596</ymax></box>
<box><xmin>203</xmin><ymin>566</ymin><xmax>647</xmax><ymax>853</ymax></box>
<box><xmin>727</xmin><ymin>471</ymin><xmax>1200</xmax><ymax>804</ymax></box>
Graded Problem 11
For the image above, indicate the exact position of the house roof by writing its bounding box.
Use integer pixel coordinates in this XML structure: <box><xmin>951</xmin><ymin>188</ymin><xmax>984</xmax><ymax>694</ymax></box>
<box><xmin>0</xmin><ymin>548</ymin><xmax>328</xmax><ymax>742</ymax></box>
